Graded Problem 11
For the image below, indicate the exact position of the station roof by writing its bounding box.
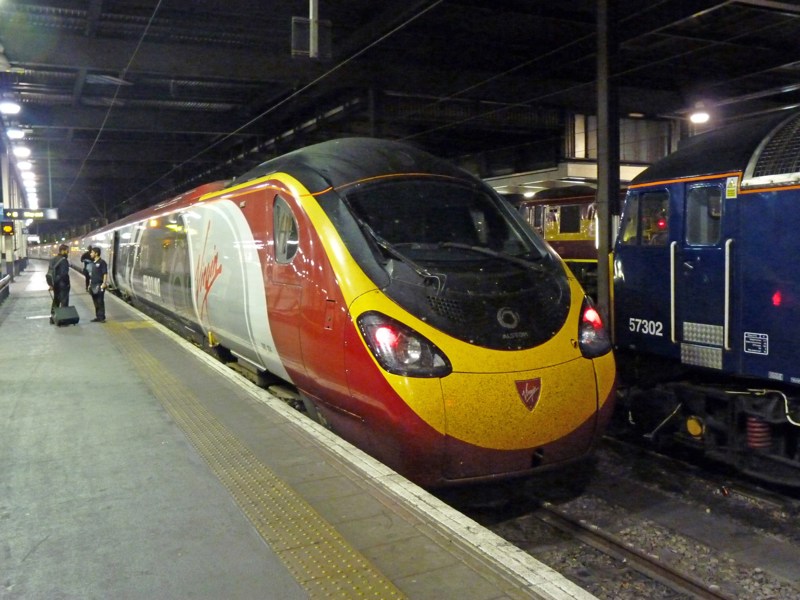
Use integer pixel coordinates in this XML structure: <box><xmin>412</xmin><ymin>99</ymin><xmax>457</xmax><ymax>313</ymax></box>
<box><xmin>2</xmin><ymin>0</ymin><xmax>800</xmax><ymax>229</ymax></box>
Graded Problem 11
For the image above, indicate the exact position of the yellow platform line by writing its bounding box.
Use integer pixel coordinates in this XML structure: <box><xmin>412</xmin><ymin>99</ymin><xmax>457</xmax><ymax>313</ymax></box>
<box><xmin>107</xmin><ymin>322</ymin><xmax>405</xmax><ymax>599</ymax></box>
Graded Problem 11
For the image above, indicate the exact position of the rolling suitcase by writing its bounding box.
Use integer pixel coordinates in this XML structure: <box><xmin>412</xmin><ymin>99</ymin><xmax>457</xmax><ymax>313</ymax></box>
<box><xmin>53</xmin><ymin>305</ymin><xmax>80</xmax><ymax>326</ymax></box>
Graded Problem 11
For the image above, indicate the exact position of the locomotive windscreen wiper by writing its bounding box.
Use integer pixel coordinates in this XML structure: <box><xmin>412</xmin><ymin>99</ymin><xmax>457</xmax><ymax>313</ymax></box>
<box><xmin>355</xmin><ymin>218</ymin><xmax>440</xmax><ymax>283</ymax></box>
<box><xmin>438</xmin><ymin>242</ymin><xmax>546</xmax><ymax>271</ymax></box>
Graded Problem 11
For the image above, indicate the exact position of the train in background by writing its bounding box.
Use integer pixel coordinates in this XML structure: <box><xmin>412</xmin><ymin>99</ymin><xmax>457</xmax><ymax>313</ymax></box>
<box><xmin>514</xmin><ymin>185</ymin><xmax>600</xmax><ymax>298</ymax></box>
<box><xmin>33</xmin><ymin>138</ymin><xmax>616</xmax><ymax>488</ymax></box>
<box><xmin>614</xmin><ymin>110</ymin><xmax>800</xmax><ymax>486</ymax></box>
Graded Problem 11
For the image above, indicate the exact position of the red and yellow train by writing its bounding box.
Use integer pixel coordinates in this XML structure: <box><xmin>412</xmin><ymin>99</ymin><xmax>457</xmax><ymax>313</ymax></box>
<box><xmin>35</xmin><ymin>138</ymin><xmax>617</xmax><ymax>487</ymax></box>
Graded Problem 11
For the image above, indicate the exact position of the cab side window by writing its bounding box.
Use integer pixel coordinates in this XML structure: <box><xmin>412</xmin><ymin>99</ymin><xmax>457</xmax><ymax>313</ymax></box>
<box><xmin>274</xmin><ymin>195</ymin><xmax>299</xmax><ymax>263</ymax></box>
<box><xmin>620</xmin><ymin>191</ymin><xmax>669</xmax><ymax>246</ymax></box>
<box><xmin>686</xmin><ymin>186</ymin><xmax>722</xmax><ymax>246</ymax></box>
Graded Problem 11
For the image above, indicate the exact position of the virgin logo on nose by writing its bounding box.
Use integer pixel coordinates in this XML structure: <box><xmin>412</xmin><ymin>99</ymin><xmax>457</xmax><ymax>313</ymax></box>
<box><xmin>515</xmin><ymin>378</ymin><xmax>542</xmax><ymax>411</ymax></box>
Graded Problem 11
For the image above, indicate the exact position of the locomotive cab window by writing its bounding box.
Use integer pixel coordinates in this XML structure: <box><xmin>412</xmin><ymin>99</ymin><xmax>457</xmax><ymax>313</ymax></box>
<box><xmin>274</xmin><ymin>195</ymin><xmax>299</xmax><ymax>263</ymax></box>
<box><xmin>345</xmin><ymin>179</ymin><xmax>541</xmax><ymax>259</ymax></box>
<box><xmin>685</xmin><ymin>186</ymin><xmax>722</xmax><ymax>246</ymax></box>
<box><xmin>620</xmin><ymin>190</ymin><xmax>669</xmax><ymax>246</ymax></box>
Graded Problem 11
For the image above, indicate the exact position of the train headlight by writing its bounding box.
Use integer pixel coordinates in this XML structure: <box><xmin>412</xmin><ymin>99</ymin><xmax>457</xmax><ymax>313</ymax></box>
<box><xmin>578</xmin><ymin>297</ymin><xmax>612</xmax><ymax>358</ymax></box>
<box><xmin>357</xmin><ymin>311</ymin><xmax>452</xmax><ymax>377</ymax></box>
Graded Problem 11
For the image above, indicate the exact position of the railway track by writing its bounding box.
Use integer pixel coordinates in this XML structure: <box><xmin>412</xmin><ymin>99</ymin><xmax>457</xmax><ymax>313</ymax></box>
<box><xmin>533</xmin><ymin>501</ymin><xmax>733</xmax><ymax>600</ymax></box>
<box><xmin>441</xmin><ymin>438</ymin><xmax>800</xmax><ymax>599</ymax></box>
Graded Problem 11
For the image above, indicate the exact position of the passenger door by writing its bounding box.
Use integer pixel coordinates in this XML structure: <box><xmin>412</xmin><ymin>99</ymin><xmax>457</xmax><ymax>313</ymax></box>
<box><xmin>265</xmin><ymin>194</ymin><xmax>305</xmax><ymax>377</ymax></box>
<box><xmin>675</xmin><ymin>183</ymin><xmax>730</xmax><ymax>370</ymax></box>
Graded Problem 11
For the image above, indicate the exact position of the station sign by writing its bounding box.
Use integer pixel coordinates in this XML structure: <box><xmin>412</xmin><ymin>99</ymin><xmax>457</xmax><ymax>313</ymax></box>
<box><xmin>2</xmin><ymin>207</ymin><xmax>59</xmax><ymax>220</ymax></box>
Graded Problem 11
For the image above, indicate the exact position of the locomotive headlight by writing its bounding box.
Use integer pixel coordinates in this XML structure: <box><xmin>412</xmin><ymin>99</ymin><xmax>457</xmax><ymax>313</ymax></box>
<box><xmin>578</xmin><ymin>297</ymin><xmax>612</xmax><ymax>358</ymax></box>
<box><xmin>358</xmin><ymin>311</ymin><xmax>452</xmax><ymax>377</ymax></box>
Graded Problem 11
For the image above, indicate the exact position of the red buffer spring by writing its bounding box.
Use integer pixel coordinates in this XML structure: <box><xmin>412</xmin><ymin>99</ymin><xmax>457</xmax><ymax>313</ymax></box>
<box><xmin>746</xmin><ymin>415</ymin><xmax>772</xmax><ymax>449</ymax></box>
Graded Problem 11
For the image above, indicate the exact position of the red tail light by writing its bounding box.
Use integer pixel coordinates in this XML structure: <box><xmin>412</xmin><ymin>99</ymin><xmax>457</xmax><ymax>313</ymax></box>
<box><xmin>579</xmin><ymin>297</ymin><xmax>611</xmax><ymax>358</ymax></box>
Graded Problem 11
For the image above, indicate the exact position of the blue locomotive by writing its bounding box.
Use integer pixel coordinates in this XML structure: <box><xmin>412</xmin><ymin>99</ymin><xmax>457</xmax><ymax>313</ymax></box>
<box><xmin>614</xmin><ymin>110</ymin><xmax>800</xmax><ymax>485</ymax></box>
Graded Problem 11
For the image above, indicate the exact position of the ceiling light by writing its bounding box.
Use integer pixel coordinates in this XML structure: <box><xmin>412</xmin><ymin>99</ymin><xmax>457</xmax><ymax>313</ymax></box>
<box><xmin>689</xmin><ymin>101</ymin><xmax>710</xmax><ymax>124</ymax></box>
<box><xmin>21</xmin><ymin>171</ymin><xmax>36</xmax><ymax>181</ymax></box>
<box><xmin>13</xmin><ymin>145</ymin><xmax>31</xmax><ymax>158</ymax></box>
<box><xmin>17</xmin><ymin>160</ymin><xmax>32</xmax><ymax>170</ymax></box>
<box><xmin>7</xmin><ymin>128</ymin><xmax>25</xmax><ymax>139</ymax></box>
<box><xmin>0</xmin><ymin>101</ymin><xmax>21</xmax><ymax>115</ymax></box>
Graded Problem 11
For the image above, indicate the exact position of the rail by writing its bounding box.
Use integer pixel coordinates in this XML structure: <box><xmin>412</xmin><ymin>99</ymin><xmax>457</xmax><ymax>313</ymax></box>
<box><xmin>535</xmin><ymin>501</ymin><xmax>736</xmax><ymax>600</ymax></box>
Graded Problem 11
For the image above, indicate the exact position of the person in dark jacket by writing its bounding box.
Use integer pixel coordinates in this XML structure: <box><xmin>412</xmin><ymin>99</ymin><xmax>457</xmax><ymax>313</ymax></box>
<box><xmin>88</xmin><ymin>246</ymin><xmax>109</xmax><ymax>322</ymax></box>
<box><xmin>47</xmin><ymin>244</ymin><xmax>71</xmax><ymax>324</ymax></box>
<box><xmin>80</xmin><ymin>246</ymin><xmax>93</xmax><ymax>291</ymax></box>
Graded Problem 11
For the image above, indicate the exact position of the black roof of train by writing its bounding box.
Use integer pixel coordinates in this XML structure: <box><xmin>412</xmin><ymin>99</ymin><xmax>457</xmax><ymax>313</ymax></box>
<box><xmin>229</xmin><ymin>137</ymin><xmax>475</xmax><ymax>193</ymax></box>
<box><xmin>632</xmin><ymin>111</ymin><xmax>800</xmax><ymax>185</ymax></box>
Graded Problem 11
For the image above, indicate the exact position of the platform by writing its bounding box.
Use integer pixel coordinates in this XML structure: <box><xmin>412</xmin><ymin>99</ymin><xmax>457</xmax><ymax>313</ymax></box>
<box><xmin>0</xmin><ymin>260</ymin><xmax>597</xmax><ymax>600</ymax></box>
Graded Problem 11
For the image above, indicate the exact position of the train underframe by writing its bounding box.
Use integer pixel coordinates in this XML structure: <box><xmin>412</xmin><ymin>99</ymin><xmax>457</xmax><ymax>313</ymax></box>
<box><xmin>617</xmin><ymin>353</ymin><xmax>800</xmax><ymax>487</ymax></box>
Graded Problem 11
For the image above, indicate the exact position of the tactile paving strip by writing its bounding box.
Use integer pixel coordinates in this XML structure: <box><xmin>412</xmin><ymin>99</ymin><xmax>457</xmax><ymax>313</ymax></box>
<box><xmin>107</xmin><ymin>321</ymin><xmax>405</xmax><ymax>599</ymax></box>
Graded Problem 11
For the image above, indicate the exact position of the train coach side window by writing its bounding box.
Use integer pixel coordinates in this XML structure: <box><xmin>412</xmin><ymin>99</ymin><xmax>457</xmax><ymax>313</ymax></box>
<box><xmin>274</xmin><ymin>195</ymin><xmax>299</xmax><ymax>263</ymax></box>
<box><xmin>620</xmin><ymin>191</ymin><xmax>669</xmax><ymax>246</ymax></box>
<box><xmin>559</xmin><ymin>204</ymin><xmax>582</xmax><ymax>234</ymax></box>
<box><xmin>686</xmin><ymin>186</ymin><xmax>722</xmax><ymax>246</ymax></box>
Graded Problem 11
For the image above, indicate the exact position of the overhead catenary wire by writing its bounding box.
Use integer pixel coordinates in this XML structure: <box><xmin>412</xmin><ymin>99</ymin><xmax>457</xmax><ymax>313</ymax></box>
<box><xmin>62</xmin><ymin>0</ymin><xmax>165</xmax><ymax>209</ymax></box>
<box><xmin>67</xmin><ymin>0</ymin><xmax>797</xmax><ymax>218</ymax></box>
<box><xmin>117</xmin><ymin>0</ymin><xmax>446</xmax><ymax>209</ymax></box>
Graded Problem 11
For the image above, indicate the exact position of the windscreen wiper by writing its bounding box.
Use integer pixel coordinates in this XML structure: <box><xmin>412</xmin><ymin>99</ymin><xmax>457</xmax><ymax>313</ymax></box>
<box><xmin>438</xmin><ymin>242</ymin><xmax>546</xmax><ymax>271</ymax></box>
<box><xmin>356</xmin><ymin>219</ymin><xmax>444</xmax><ymax>289</ymax></box>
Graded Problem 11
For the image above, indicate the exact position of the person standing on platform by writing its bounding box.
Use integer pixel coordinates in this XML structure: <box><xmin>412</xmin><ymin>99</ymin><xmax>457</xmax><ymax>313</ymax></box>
<box><xmin>80</xmin><ymin>246</ymin><xmax>94</xmax><ymax>291</ymax></box>
<box><xmin>46</xmin><ymin>243</ymin><xmax>71</xmax><ymax>324</ymax></box>
<box><xmin>88</xmin><ymin>246</ymin><xmax>109</xmax><ymax>323</ymax></box>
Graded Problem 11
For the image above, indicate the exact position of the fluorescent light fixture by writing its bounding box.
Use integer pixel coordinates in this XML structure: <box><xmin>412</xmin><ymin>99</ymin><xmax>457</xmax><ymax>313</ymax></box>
<box><xmin>689</xmin><ymin>101</ymin><xmax>710</xmax><ymax>124</ymax></box>
<box><xmin>7</xmin><ymin>128</ymin><xmax>25</xmax><ymax>139</ymax></box>
<box><xmin>0</xmin><ymin>101</ymin><xmax>21</xmax><ymax>115</ymax></box>
<box><xmin>12</xmin><ymin>145</ymin><xmax>31</xmax><ymax>158</ymax></box>
<box><xmin>17</xmin><ymin>160</ymin><xmax>32</xmax><ymax>170</ymax></box>
<box><xmin>21</xmin><ymin>171</ymin><xmax>36</xmax><ymax>181</ymax></box>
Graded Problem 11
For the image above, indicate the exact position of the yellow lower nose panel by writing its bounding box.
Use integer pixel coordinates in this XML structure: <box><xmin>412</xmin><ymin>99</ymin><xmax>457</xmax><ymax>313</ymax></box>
<box><xmin>441</xmin><ymin>358</ymin><xmax>598</xmax><ymax>450</ymax></box>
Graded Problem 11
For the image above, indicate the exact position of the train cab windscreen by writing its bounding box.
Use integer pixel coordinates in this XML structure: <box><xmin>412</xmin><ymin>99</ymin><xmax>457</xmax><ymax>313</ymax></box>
<box><xmin>340</xmin><ymin>177</ymin><xmax>571</xmax><ymax>350</ymax></box>
<box><xmin>345</xmin><ymin>179</ymin><xmax>547</xmax><ymax>260</ymax></box>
